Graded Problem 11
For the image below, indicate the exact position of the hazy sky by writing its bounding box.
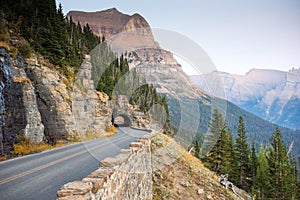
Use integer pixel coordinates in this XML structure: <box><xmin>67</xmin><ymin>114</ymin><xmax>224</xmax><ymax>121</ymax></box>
<box><xmin>57</xmin><ymin>0</ymin><xmax>300</xmax><ymax>75</ymax></box>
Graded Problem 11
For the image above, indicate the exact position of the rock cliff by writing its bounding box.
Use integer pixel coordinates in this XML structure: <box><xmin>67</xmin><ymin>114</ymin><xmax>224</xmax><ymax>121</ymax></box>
<box><xmin>0</xmin><ymin>49</ymin><xmax>44</xmax><ymax>154</ymax></box>
<box><xmin>0</xmin><ymin>48</ymin><xmax>112</xmax><ymax>156</ymax></box>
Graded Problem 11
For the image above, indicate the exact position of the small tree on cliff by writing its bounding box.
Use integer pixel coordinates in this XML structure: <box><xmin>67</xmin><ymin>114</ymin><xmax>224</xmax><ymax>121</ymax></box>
<box><xmin>235</xmin><ymin>116</ymin><xmax>251</xmax><ymax>190</ymax></box>
<box><xmin>202</xmin><ymin>109</ymin><xmax>226</xmax><ymax>172</ymax></box>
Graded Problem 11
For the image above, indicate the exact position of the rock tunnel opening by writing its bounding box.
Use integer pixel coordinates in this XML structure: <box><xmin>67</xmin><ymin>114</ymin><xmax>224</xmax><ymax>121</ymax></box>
<box><xmin>112</xmin><ymin>114</ymin><xmax>131</xmax><ymax>127</ymax></box>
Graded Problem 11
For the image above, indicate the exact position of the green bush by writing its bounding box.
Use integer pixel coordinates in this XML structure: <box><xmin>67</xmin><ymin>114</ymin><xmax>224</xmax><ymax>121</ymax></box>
<box><xmin>18</xmin><ymin>43</ymin><xmax>31</xmax><ymax>58</ymax></box>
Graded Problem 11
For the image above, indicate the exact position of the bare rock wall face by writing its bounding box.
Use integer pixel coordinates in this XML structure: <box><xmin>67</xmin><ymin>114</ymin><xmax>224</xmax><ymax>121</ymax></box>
<box><xmin>0</xmin><ymin>49</ymin><xmax>111</xmax><ymax>155</ymax></box>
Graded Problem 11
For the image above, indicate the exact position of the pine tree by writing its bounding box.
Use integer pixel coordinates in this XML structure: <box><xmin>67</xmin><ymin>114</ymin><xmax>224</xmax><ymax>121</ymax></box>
<box><xmin>194</xmin><ymin>140</ymin><xmax>201</xmax><ymax>159</ymax></box>
<box><xmin>202</xmin><ymin>109</ymin><xmax>226</xmax><ymax>172</ymax></box>
<box><xmin>267</xmin><ymin>127</ymin><xmax>289</xmax><ymax>200</ymax></box>
<box><xmin>1</xmin><ymin>0</ymin><xmax>100</xmax><ymax>73</ymax></box>
<box><xmin>226</xmin><ymin>129</ymin><xmax>239</xmax><ymax>185</ymax></box>
<box><xmin>284</xmin><ymin>157</ymin><xmax>298</xmax><ymax>200</ymax></box>
<box><xmin>249</xmin><ymin>138</ymin><xmax>257</xmax><ymax>190</ymax></box>
<box><xmin>254</xmin><ymin>145</ymin><xmax>271</xmax><ymax>200</ymax></box>
<box><xmin>235</xmin><ymin>116</ymin><xmax>251</xmax><ymax>190</ymax></box>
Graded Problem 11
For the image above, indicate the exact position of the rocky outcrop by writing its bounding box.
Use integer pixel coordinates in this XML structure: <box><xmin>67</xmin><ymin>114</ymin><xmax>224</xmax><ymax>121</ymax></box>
<box><xmin>25</xmin><ymin>56</ymin><xmax>77</xmax><ymax>143</ymax></box>
<box><xmin>124</xmin><ymin>48</ymin><xmax>209</xmax><ymax>99</ymax></box>
<box><xmin>68</xmin><ymin>8</ymin><xmax>153</xmax><ymax>42</ymax></box>
<box><xmin>68</xmin><ymin>8</ymin><xmax>131</xmax><ymax>38</ymax></box>
<box><xmin>71</xmin><ymin>55</ymin><xmax>112</xmax><ymax>136</ymax></box>
<box><xmin>57</xmin><ymin>132</ymin><xmax>155</xmax><ymax>200</ymax></box>
<box><xmin>25</xmin><ymin>54</ymin><xmax>112</xmax><ymax>143</ymax></box>
<box><xmin>67</xmin><ymin>8</ymin><xmax>159</xmax><ymax>53</ymax></box>
<box><xmin>0</xmin><ymin>48</ymin><xmax>44</xmax><ymax>155</ymax></box>
<box><xmin>0</xmin><ymin>48</ymin><xmax>112</xmax><ymax>155</ymax></box>
<box><xmin>10</xmin><ymin>62</ymin><xmax>44</xmax><ymax>143</ymax></box>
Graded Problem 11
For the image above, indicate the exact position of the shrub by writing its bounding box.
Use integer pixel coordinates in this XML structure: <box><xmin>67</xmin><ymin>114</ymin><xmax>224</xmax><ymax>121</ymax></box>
<box><xmin>0</xmin><ymin>41</ymin><xmax>10</xmax><ymax>50</ymax></box>
<box><xmin>0</xmin><ymin>32</ymin><xmax>10</xmax><ymax>42</ymax></box>
<box><xmin>0</xmin><ymin>156</ymin><xmax>6</xmax><ymax>161</ymax></box>
<box><xmin>13</xmin><ymin>135</ymin><xmax>60</xmax><ymax>156</ymax></box>
<box><xmin>107</xmin><ymin>125</ymin><xmax>118</xmax><ymax>134</ymax></box>
<box><xmin>18</xmin><ymin>43</ymin><xmax>31</xmax><ymax>58</ymax></box>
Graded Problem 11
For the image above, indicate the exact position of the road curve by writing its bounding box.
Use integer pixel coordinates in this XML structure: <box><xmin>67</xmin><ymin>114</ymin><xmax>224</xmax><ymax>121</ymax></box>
<box><xmin>0</xmin><ymin>127</ymin><xmax>149</xmax><ymax>200</ymax></box>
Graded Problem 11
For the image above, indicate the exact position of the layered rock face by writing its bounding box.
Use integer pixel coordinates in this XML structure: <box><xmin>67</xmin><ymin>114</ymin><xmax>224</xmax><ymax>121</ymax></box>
<box><xmin>71</xmin><ymin>55</ymin><xmax>112</xmax><ymax>136</ymax></box>
<box><xmin>68</xmin><ymin>8</ymin><xmax>159</xmax><ymax>53</ymax></box>
<box><xmin>190</xmin><ymin>68</ymin><xmax>300</xmax><ymax>130</ymax></box>
<box><xmin>25</xmin><ymin>57</ymin><xmax>76</xmax><ymax>143</ymax></box>
<box><xmin>0</xmin><ymin>48</ymin><xmax>44</xmax><ymax>155</ymax></box>
<box><xmin>68</xmin><ymin>8</ymin><xmax>131</xmax><ymax>38</ymax></box>
<box><xmin>0</xmin><ymin>48</ymin><xmax>111</xmax><ymax>156</ymax></box>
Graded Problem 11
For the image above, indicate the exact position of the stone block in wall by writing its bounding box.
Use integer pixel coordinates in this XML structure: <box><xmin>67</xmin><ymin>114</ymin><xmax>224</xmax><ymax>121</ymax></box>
<box><xmin>87</xmin><ymin>168</ymin><xmax>115</xmax><ymax>179</ymax></box>
<box><xmin>130</xmin><ymin>142</ymin><xmax>143</xmax><ymax>148</ymax></box>
<box><xmin>57</xmin><ymin>181</ymin><xmax>93</xmax><ymax>198</ymax></box>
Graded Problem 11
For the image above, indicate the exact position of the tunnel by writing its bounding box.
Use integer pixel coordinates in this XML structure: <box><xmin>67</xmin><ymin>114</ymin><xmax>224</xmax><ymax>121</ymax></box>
<box><xmin>112</xmin><ymin>114</ymin><xmax>132</xmax><ymax>127</ymax></box>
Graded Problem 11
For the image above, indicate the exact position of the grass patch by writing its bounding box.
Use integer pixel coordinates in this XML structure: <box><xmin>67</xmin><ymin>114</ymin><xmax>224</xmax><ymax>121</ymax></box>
<box><xmin>0</xmin><ymin>156</ymin><xmax>7</xmax><ymax>161</ymax></box>
<box><xmin>13</xmin><ymin>135</ymin><xmax>64</xmax><ymax>156</ymax></box>
<box><xmin>10</xmin><ymin>127</ymin><xmax>118</xmax><ymax>158</ymax></box>
<box><xmin>70</xmin><ymin>126</ymin><xmax>118</xmax><ymax>142</ymax></box>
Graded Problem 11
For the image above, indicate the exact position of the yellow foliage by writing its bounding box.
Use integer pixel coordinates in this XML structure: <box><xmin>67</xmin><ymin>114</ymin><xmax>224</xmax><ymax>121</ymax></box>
<box><xmin>13</xmin><ymin>135</ymin><xmax>62</xmax><ymax>156</ymax></box>
<box><xmin>0</xmin><ymin>41</ymin><xmax>10</xmax><ymax>51</ymax></box>
<box><xmin>12</xmin><ymin>77</ymin><xmax>31</xmax><ymax>84</ymax></box>
<box><xmin>72</xmin><ymin>135</ymin><xmax>81</xmax><ymax>143</ymax></box>
<box><xmin>74</xmin><ymin>126</ymin><xmax>118</xmax><ymax>142</ymax></box>
<box><xmin>0</xmin><ymin>156</ymin><xmax>6</xmax><ymax>161</ymax></box>
<box><xmin>107</xmin><ymin>125</ymin><xmax>118</xmax><ymax>134</ymax></box>
<box><xmin>62</xmin><ymin>78</ymin><xmax>71</xmax><ymax>90</ymax></box>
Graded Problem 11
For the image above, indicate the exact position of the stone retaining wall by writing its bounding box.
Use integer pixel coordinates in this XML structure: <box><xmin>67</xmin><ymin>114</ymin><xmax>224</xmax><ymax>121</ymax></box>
<box><xmin>57</xmin><ymin>132</ymin><xmax>155</xmax><ymax>200</ymax></box>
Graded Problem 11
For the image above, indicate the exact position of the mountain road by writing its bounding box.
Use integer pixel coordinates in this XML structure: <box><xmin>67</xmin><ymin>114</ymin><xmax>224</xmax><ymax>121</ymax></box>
<box><xmin>0</xmin><ymin>127</ymin><xmax>149</xmax><ymax>200</ymax></box>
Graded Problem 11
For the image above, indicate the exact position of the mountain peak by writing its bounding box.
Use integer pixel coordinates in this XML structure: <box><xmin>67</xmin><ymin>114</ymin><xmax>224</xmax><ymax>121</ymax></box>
<box><xmin>67</xmin><ymin>8</ymin><xmax>152</xmax><ymax>39</ymax></box>
<box><xmin>105</xmin><ymin>7</ymin><xmax>119</xmax><ymax>13</ymax></box>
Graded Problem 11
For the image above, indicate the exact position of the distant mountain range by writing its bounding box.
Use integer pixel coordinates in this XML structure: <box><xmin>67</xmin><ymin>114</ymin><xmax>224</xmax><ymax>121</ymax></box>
<box><xmin>190</xmin><ymin>68</ymin><xmax>300</xmax><ymax>130</ymax></box>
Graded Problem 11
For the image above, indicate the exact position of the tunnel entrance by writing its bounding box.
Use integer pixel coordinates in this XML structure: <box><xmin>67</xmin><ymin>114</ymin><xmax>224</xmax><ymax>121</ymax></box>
<box><xmin>112</xmin><ymin>114</ymin><xmax>131</xmax><ymax>127</ymax></box>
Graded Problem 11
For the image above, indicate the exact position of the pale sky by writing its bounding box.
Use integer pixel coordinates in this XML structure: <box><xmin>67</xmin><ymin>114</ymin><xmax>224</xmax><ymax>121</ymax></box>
<box><xmin>57</xmin><ymin>0</ymin><xmax>300</xmax><ymax>75</ymax></box>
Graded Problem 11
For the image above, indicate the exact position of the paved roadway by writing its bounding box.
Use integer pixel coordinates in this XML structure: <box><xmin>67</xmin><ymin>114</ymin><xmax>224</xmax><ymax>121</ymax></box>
<box><xmin>0</xmin><ymin>127</ymin><xmax>149</xmax><ymax>200</ymax></box>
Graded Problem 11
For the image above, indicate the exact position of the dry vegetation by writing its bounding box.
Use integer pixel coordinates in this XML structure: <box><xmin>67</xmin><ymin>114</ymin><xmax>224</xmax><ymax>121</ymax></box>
<box><xmin>11</xmin><ymin>126</ymin><xmax>118</xmax><ymax>158</ymax></box>
<box><xmin>151</xmin><ymin>133</ymin><xmax>244</xmax><ymax>200</ymax></box>
<box><xmin>71</xmin><ymin>125</ymin><xmax>118</xmax><ymax>143</ymax></box>
<box><xmin>13</xmin><ymin>135</ymin><xmax>64</xmax><ymax>156</ymax></box>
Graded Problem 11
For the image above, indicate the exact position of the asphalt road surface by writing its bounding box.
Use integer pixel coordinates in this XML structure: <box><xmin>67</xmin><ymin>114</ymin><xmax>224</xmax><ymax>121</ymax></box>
<box><xmin>0</xmin><ymin>127</ymin><xmax>149</xmax><ymax>200</ymax></box>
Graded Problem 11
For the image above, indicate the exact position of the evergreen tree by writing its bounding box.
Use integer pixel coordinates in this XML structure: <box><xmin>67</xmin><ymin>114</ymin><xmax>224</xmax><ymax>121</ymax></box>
<box><xmin>284</xmin><ymin>157</ymin><xmax>298</xmax><ymax>200</ymax></box>
<box><xmin>1</xmin><ymin>0</ymin><xmax>100</xmax><ymax>75</ymax></box>
<box><xmin>202</xmin><ymin>109</ymin><xmax>226</xmax><ymax>172</ymax></box>
<box><xmin>226</xmin><ymin>129</ymin><xmax>239</xmax><ymax>184</ymax></box>
<box><xmin>249</xmin><ymin>138</ymin><xmax>257</xmax><ymax>190</ymax></box>
<box><xmin>194</xmin><ymin>140</ymin><xmax>201</xmax><ymax>159</ymax></box>
<box><xmin>254</xmin><ymin>145</ymin><xmax>271</xmax><ymax>200</ymax></box>
<box><xmin>267</xmin><ymin>127</ymin><xmax>289</xmax><ymax>200</ymax></box>
<box><xmin>235</xmin><ymin>116</ymin><xmax>251</xmax><ymax>190</ymax></box>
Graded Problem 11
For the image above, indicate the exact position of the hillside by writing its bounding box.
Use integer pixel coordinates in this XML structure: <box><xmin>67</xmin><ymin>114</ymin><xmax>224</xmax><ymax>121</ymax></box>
<box><xmin>190</xmin><ymin>68</ymin><xmax>300</xmax><ymax>130</ymax></box>
<box><xmin>151</xmin><ymin>133</ymin><xmax>251</xmax><ymax>200</ymax></box>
